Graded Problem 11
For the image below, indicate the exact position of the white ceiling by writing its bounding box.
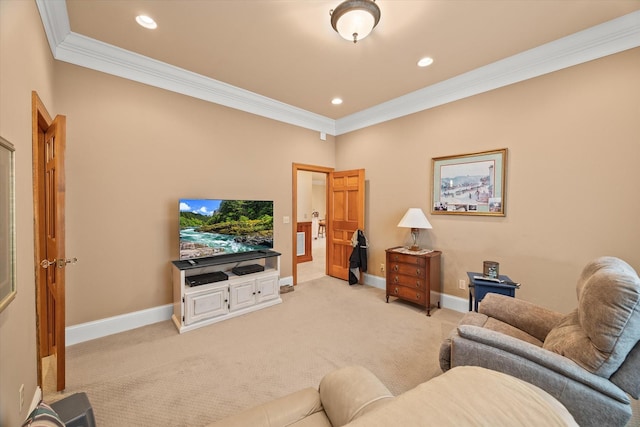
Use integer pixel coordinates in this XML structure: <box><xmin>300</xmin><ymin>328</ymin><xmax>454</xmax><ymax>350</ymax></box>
<box><xmin>37</xmin><ymin>1</ymin><xmax>640</xmax><ymax>135</ymax></box>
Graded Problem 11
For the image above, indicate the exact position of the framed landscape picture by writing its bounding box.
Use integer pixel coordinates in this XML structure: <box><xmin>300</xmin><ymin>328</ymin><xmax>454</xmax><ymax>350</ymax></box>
<box><xmin>431</xmin><ymin>148</ymin><xmax>507</xmax><ymax>216</ymax></box>
<box><xmin>0</xmin><ymin>137</ymin><xmax>16</xmax><ymax>312</ymax></box>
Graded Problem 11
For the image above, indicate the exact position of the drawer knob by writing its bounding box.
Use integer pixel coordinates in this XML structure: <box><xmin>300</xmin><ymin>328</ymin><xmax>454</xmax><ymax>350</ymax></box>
<box><xmin>416</xmin><ymin>269</ymin><xmax>421</xmax><ymax>275</ymax></box>
<box><xmin>393</xmin><ymin>255</ymin><xmax>399</xmax><ymax>261</ymax></box>
<box><xmin>394</xmin><ymin>287</ymin><xmax>399</xmax><ymax>295</ymax></box>
<box><xmin>394</xmin><ymin>276</ymin><xmax>399</xmax><ymax>283</ymax></box>
<box><xmin>393</xmin><ymin>265</ymin><xmax>399</xmax><ymax>272</ymax></box>
<box><xmin>416</xmin><ymin>281</ymin><xmax>420</xmax><ymax>287</ymax></box>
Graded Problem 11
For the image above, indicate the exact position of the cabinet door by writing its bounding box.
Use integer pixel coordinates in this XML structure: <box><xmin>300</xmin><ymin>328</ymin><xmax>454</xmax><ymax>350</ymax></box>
<box><xmin>257</xmin><ymin>274</ymin><xmax>279</xmax><ymax>302</ymax></box>
<box><xmin>184</xmin><ymin>285</ymin><xmax>229</xmax><ymax>325</ymax></box>
<box><xmin>230</xmin><ymin>279</ymin><xmax>256</xmax><ymax>311</ymax></box>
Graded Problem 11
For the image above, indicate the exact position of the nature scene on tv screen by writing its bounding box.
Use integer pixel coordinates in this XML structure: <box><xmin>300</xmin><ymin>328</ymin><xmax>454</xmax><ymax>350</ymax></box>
<box><xmin>179</xmin><ymin>199</ymin><xmax>273</xmax><ymax>260</ymax></box>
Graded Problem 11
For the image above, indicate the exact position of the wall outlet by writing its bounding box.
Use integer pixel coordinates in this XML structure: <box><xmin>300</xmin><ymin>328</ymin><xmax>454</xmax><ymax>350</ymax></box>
<box><xmin>283</xmin><ymin>216</ymin><xmax>290</xmax><ymax>224</ymax></box>
<box><xmin>19</xmin><ymin>384</ymin><xmax>24</xmax><ymax>411</ymax></box>
<box><xmin>458</xmin><ymin>279</ymin><xmax>466</xmax><ymax>290</ymax></box>
<box><xmin>380</xmin><ymin>263</ymin><xmax>385</xmax><ymax>273</ymax></box>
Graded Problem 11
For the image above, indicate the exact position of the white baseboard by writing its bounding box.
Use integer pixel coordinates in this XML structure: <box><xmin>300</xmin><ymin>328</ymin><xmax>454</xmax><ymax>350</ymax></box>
<box><xmin>66</xmin><ymin>304</ymin><xmax>173</xmax><ymax>346</ymax></box>
<box><xmin>67</xmin><ymin>276</ymin><xmax>291</xmax><ymax>345</ymax></box>
<box><xmin>66</xmin><ymin>275</ymin><xmax>468</xmax><ymax>346</ymax></box>
<box><xmin>439</xmin><ymin>293</ymin><xmax>469</xmax><ymax>313</ymax></box>
<box><xmin>279</xmin><ymin>275</ymin><xmax>293</xmax><ymax>287</ymax></box>
<box><xmin>363</xmin><ymin>273</ymin><xmax>467</xmax><ymax>313</ymax></box>
<box><xmin>363</xmin><ymin>272</ymin><xmax>385</xmax><ymax>290</ymax></box>
<box><xmin>29</xmin><ymin>386</ymin><xmax>42</xmax><ymax>413</ymax></box>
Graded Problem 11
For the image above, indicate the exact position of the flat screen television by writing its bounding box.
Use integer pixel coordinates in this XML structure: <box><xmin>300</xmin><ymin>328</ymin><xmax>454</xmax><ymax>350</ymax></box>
<box><xmin>179</xmin><ymin>198</ymin><xmax>274</xmax><ymax>260</ymax></box>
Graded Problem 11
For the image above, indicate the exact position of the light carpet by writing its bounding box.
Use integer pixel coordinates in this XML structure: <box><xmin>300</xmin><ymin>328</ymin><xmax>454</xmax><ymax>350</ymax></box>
<box><xmin>45</xmin><ymin>277</ymin><xmax>461</xmax><ymax>426</ymax></box>
<box><xmin>45</xmin><ymin>276</ymin><xmax>639</xmax><ymax>426</ymax></box>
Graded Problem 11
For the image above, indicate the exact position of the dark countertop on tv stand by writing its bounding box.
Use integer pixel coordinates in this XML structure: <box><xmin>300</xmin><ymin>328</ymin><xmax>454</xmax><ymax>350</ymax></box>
<box><xmin>172</xmin><ymin>250</ymin><xmax>281</xmax><ymax>271</ymax></box>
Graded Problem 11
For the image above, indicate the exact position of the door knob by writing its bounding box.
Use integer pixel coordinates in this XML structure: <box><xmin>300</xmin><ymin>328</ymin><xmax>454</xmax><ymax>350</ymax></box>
<box><xmin>40</xmin><ymin>258</ymin><xmax>78</xmax><ymax>269</ymax></box>
<box><xmin>40</xmin><ymin>259</ymin><xmax>55</xmax><ymax>269</ymax></box>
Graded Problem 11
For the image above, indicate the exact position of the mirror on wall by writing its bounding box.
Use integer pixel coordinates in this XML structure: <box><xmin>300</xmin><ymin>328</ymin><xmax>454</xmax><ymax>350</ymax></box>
<box><xmin>0</xmin><ymin>136</ymin><xmax>16</xmax><ymax>312</ymax></box>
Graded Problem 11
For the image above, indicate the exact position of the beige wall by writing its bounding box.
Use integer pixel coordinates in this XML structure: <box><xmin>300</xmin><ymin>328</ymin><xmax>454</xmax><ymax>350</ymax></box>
<box><xmin>297</xmin><ymin>171</ymin><xmax>313</xmax><ymax>222</ymax></box>
<box><xmin>54</xmin><ymin>62</ymin><xmax>336</xmax><ymax>324</ymax></box>
<box><xmin>336</xmin><ymin>48</ymin><xmax>640</xmax><ymax>313</ymax></box>
<box><xmin>0</xmin><ymin>1</ymin><xmax>57</xmax><ymax>425</ymax></box>
<box><xmin>297</xmin><ymin>172</ymin><xmax>327</xmax><ymax>222</ymax></box>
<box><xmin>1</xmin><ymin>3</ymin><xmax>639</xmax><ymax>424</ymax></box>
<box><xmin>312</xmin><ymin>177</ymin><xmax>326</xmax><ymax>220</ymax></box>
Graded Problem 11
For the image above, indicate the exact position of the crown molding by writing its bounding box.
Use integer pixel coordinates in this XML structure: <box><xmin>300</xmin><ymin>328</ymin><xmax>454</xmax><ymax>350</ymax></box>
<box><xmin>335</xmin><ymin>10</ymin><xmax>640</xmax><ymax>135</ymax></box>
<box><xmin>34</xmin><ymin>0</ymin><xmax>335</xmax><ymax>135</ymax></box>
<box><xmin>35</xmin><ymin>0</ymin><xmax>70</xmax><ymax>54</ymax></box>
<box><xmin>55</xmin><ymin>32</ymin><xmax>336</xmax><ymax>134</ymax></box>
<box><xmin>35</xmin><ymin>2</ymin><xmax>639</xmax><ymax>137</ymax></box>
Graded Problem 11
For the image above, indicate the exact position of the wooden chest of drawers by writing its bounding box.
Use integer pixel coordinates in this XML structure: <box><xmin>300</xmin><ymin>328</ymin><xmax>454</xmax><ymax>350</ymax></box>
<box><xmin>385</xmin><ymin>247</ymin><xmax>442</xmax><ymax>316</ymax></box>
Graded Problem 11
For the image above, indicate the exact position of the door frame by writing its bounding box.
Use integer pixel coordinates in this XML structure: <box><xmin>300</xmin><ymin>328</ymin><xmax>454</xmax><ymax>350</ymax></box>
<box><xmin>292</xmin><ymin>163</ymin><xmax>333</xmax><ymax>285</ymax></box>
<box><xmin>32</xmin><ymin>91</ymin><xmax>66</xmax><ymax>391</ymax></box>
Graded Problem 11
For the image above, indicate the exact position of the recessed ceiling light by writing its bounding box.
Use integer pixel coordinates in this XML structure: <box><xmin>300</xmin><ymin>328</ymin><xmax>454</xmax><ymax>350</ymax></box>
<box><xmin>136</xmin><ymin>15</ymin><xmax>157</xmax><ymax>29</ymax></box>
<box><xmin>418</xmin><ymin>57</ymin><xmax>434</xmax><ymax>67</ymax></box>
<box><xmin>331</xmin><ymin>98</ymin><xmax>343</xmax><ymax>105</ymax></box>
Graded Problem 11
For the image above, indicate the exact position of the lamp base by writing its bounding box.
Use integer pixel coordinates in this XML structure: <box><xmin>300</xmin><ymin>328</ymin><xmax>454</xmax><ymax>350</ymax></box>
<box><xmin>409</xmin><ymin>228</ymin><xmax>420</xmax><ymax>252</ymax></box>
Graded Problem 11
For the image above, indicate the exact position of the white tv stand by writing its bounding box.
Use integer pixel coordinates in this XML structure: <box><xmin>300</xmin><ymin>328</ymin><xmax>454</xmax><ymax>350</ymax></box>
<box><xmin>171</xmin><ymin>250</ymin><xmax>281</xmax><ymax>333</ymax></box>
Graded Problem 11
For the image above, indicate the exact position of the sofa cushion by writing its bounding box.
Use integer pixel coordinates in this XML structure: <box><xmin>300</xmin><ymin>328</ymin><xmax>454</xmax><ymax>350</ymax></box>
<box><xmin>318</xmin><ymin>366</ymin><xmax>393</xmax><ymax>427</ymax></box>
<box><xmin>610</xmin><ymin>340</ymin><xmax>640</xmax><ymax>399</ymax></box>
<box><xmin>543</xmin><ymin>257</ymin><xmax>640</xmax><ymax>377</ymax></box>
<box><xmin>439</xmin><ymin>310</ymin><xmax>545</xmax><ymax>372</ymax></box>
<box><xmin>346</xmin><ymin>366</ymin><xmax>578</xmax><ymax>427</ymax></box>
<box><xmin>483</xmin><ymin>317</ymin><xmax>544</xmax><ymax>347</ymax></box>
<box><xmin>289</xmin><ymin>411</ymin><xmax>333</xmax><ymax>427</ymax></box>
<box><xmin>479</xmin><ymin>293</ymin><xmax>563</xmax><ymax>342</ymax></box>
<box><xmin>205</xmin><ymin>387</ymin><xmax>325</xmax><ymax>427</ymax></box>
<box><xmin>439</xmin><ymin>311</ymin><xmax>490</xmax><ymax>371</ymax></box>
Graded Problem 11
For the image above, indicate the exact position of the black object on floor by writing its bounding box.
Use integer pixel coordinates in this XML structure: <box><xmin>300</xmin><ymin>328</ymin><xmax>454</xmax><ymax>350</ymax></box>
<box><xmin>50</xmin><ymin>392</ymin><xmax>95</xmax><ymax>427</ymax></box>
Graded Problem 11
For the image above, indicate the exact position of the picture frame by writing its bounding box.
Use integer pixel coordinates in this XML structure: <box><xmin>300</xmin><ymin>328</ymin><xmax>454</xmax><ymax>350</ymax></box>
<box><xmin>0</xmin><ymin>137</ymin><xmax>16</xmax><ymax>313</ymax></box>
<box><xmin>431</xmin><ymin>148</ymin><xmax>507</xmax><ymax>216</ymax></box>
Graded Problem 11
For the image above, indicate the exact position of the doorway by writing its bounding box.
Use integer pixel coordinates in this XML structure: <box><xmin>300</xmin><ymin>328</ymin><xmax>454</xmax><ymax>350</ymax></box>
<box><xmin>296</xmin><ymin>171</ymin><xmax>327</xmax><ymax>283</ymax></box>
<box><xmin>292</xmin><ymin>164</ymin><xmax>332</xmax><ymax>285</ymax></box>
<box><xmin>32</xmin><ymin>91</ymin><xmax>67</xmax><ymax>393</ymax></box>
<box><xmin>291</xmin><ymin>164</ymin><xmax>365</xmax><ymax>285</ymax></box>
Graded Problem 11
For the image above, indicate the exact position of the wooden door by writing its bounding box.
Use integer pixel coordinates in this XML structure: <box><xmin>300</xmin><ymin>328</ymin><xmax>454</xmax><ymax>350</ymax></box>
<box><xmin>327</xmin><ymin>169</ymin><xmax>365</xmax><ymax>280</ymax></box>
<box><xmin>33</xmin><ymin>92</ymin><xmax>67</xmax><ymax>392</ymax></box>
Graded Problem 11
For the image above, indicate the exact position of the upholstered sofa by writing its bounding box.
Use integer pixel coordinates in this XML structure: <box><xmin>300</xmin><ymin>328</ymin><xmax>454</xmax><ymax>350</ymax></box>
<box><xmin>207</xmin><ymin>365</ymin><xmax>577</xmax><ymax>426</ymax></box>
<box><xmin>440</xmin><ymin>256</ymin><xmax>640</xmax><ymax>427</ymax></box>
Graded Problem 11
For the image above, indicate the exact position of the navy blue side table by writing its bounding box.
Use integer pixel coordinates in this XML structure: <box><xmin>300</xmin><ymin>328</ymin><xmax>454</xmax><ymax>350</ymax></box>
<box><xmin>467</xmin><ymin>271</ymin><xmax>519</xmax><ymax>312</ymax></box>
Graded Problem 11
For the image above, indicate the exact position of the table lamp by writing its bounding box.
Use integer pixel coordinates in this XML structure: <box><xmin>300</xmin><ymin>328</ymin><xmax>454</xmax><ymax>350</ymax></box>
<box><xmin>397</xmin><ymin>208</ymin><xmax>432</xmax><ymax>251</ymax></box>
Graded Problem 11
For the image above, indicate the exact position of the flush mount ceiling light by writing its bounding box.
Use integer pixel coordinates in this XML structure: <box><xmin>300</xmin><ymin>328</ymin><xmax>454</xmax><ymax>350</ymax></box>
<box><xmin>330</xmin><ymin>0</ymin><xmax>381</xmax><ymax>44</ymax></box>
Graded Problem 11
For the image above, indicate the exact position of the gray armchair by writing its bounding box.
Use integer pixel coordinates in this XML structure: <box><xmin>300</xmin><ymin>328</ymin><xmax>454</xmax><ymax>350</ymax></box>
<box><xmin>440</xmin><ymin>256</ymin><xmax>640</xmax><ymax>427</ymax></box>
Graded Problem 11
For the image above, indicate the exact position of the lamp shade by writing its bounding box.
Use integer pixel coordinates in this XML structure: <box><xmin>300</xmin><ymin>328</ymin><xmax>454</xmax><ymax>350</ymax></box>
<box><xmin>397</xmin><ymin>208</ymin><xmax>432</xmax><ymax>229</ymax></box>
